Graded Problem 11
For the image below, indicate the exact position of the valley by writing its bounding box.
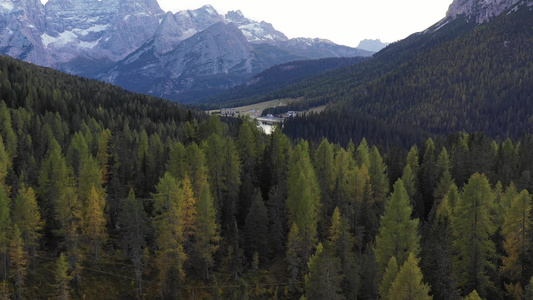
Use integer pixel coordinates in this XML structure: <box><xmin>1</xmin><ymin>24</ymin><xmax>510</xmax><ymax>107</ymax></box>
<box><xmin>0</xmin><ymin>0</ymin><xmax>532</xmax><ymax>299</ymax></box>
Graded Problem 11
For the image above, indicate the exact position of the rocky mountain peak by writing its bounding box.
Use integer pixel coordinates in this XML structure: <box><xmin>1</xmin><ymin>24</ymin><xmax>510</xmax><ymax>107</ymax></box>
<box><xmin>169</xmin><ymin>5</ymin><xmax>224</xmax><ymax>43</ymax></box>
<box><xmin>446</xmin><ymin>0</ymin><xmax>533</xmax><ymax>22</ymax></box>
<box><xmin>153</xmin><ymin>11</ymin><xmax>182</xmax><ymax>54</ymax></box>
<box><xmin>224</xmin><ymin>10</ymin><xmax>288</xmax><ymax>44</ymax></box>
<box><xmin>225</xmin><ymin>10</ymin><xmax>247</xmax><ymax>25</ymax></box>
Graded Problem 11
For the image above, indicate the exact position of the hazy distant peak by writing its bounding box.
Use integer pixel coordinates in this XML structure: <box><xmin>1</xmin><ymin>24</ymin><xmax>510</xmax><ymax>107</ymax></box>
<box><xmin>356</xmin><ymin>39</ymin><xmax>389</xmax><ymax>52</ymax></box>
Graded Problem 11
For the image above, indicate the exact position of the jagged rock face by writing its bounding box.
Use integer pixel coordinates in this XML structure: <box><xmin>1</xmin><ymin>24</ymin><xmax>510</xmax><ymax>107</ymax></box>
<box><xmin>226</xmin><ymin>10</ymin><xmax>288</xmax><ymax>44</ymax></box>
<box><xmin>102</xmin><ymin>21</ymin><xmax>257</xmax><ymax>98</ymax></box>
<box><xmin>446</xmin><ymin>0</ymin><xmax>533</xmax><ymax>22</ymax></box>
<box><xmin>0</xmin><ymin>1</ymin><xmax>371</xmax><ymax>101</ymax></box>
<box><xmin>0</xmin><ymin>0</ymin><xmax>47</xmax><ymax>65</ymax></box>
<box><xmin>43</xmin><ymin>0</ymin><xmax>164</xmax><ymax>67</ymax></box>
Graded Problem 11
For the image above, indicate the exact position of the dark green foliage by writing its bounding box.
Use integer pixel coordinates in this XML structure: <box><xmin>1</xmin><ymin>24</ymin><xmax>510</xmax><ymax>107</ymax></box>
<box><xmin>244</xmin><ymin>190</ymin><xmax>269</xmax><ymax>263</ymax></box>
<box><xmin>279</xmin><ymin>8</ymin><xmax>533</xmax><ymax>148</ymax></box>
<box><xmin>2</xmin><ymin>45</ymin><xmax>533</xmax><ymax>299</ymax></box>
<box><xmin>195</xmin><ymin>57</ymin><xmax>368</xmax><ymax>109</ymax></box>
<box><xmin>119</xmin><ymin>189</ymin><xmax>148</xmax><ymax>295</ymax></box>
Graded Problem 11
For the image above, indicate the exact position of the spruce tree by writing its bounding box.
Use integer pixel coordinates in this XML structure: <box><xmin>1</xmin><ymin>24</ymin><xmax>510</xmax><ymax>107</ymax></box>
<box><xmin>82</xmin><ymin>186</ymin><xmax>106</xmax><ymax>263</ymax></box>
<box><xmin>501</xmin><ymin>190</ymin><xmax>531</xmax><ymax>283</ymax></box>
<box><xmin>120</xmin><ymin>189</ymin><xmax>148</xmax><ymax>296</ymax></box>
<box><xmin>355</xmin><ymin>138</ymin><xmax>370</xmax><ymax>168</ymax></box>
<box><xmin>9</xmin><ymin>225</ymin><xmax>26</xmax><ymax>300</ymax></box>
<box><xmin>244</xmin><ymin>190</ymin><xmax>269</xmax><ymax>263</ymax></box>
<box><xmin>388</xmin><ymin>252</ymin><xmax>432</xmax><ymax>300</ymax></box>
<box><xmin>303</xmin><ymin>243</ymin><xmax>345</xmax><ymax>300</ymax></box>
<box><xmin>11</xmin><ymin>185</ymin><xmax>42</xmax><ymax>258</ymax></box>
<box><xmin>422</xmin><ymin>185</ymin><xmax>460</xmax><ymax>300</ymax></box>
<box><xmin>286</xmin><ymin>222</ymin><xmax>303</xmax><ymax>290</ymax></box>
<box><xmin>0</xmin><ymin>186</ymin><xmax>10</xmax><ymax>280</ymax></box>
<box><xmin>452</xmin><ymin>173</ymin><xmax>496</xmax><ymax>298</ymax></box>
<box><xmin>314</xmin><ymin>138</ymin><xmax>336</xmax><ymax>237</ymax></box>
<box><xmin>369</xmin><ymin>146</ymin><xmax>389</xmax><ymax>208</ymax></box>
<box><xmin>375</xmin><ymin>179</ymin><xmax>420</xmax><ymax>276</ymax></box>
<box><xmin>55</xmin><ymin>253</ymin><xmax>72</xmax><ymax>300</ymax></box>
<box><xmin>193</xmin><ymin>184</ymin><xmax>220</xmax><ymax>281</ymax></box>
<box><xmin>152</xmin><ymin>172</ymin><xmax>186</xmax><ymax>298</ymax></box>
<box><xmin>380</xmin><ymin>257</ymin><xmax>399</xmax><ymax>300</ymax></box>
<box><xmin>328</xmin><ymin>207</ymin><xmax>359</xmax><ymax>299</ymax></box>
<box><xmin>286</xmin><ymin>141</ymin><xmax>320</xmax><ymax>262</ymax></box>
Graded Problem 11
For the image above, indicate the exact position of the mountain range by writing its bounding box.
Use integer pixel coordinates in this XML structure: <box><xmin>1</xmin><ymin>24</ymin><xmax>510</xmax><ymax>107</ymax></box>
<box><xmin>0</xmin><ymin>1</ymin><xmax>371</xmax><ymax>101</ymax></box>
<box><xmin>201</xmin><ymin>0</ymin><xmax>533</xmax><ymax>146</ymax></box>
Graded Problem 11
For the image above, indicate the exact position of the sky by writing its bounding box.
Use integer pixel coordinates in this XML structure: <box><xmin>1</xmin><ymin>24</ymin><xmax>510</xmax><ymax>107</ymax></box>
<box><xmin>156</xmin><ymin>0</ymin><xmax>454</xmax><ymax>47</ymax></box>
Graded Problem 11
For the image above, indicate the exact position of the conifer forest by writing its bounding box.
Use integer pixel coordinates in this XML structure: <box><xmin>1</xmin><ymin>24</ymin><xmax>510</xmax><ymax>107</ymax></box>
<box><xmin>0</xmin><ymin>49</ymin><xmax>533</xmax><ymax>300</ymax></box>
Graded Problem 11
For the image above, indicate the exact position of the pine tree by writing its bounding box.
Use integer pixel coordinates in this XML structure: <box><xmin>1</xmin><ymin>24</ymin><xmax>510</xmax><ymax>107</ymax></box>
<box><xmin>524</xmin><ymin>277</ymin><xmax>533</xmax><ymax>300</ymax></box>
<box><xmin>422</xmin><ymin>184</ymin><xmax>460</xmax><ymax>300</ymax></box>
<box><xmin>355</xmin><ymin>138</ymin><xmax>370</xmax><ymax>168</ymax></box>
<box><xmin>204</xmin><ymin>136</ymin><xmax>241</xmax><ymax>235</ymax></box>
<box><xmin>38</xmin><ymin>138</ymin><xmax>70</xmax><ymax>234</ymax></box>
<box><xmin>193</xmin><ymin>184</ymin><xmax>220</xmax><ymax>281</ymax></box>
<box><xmin>180</xmin><ymin>176</ymin><xmax>197</xmax><ymax>255</ymax></box>
<box><xmin>286</xmin><ymin>141</ymin><xmax>320</xmax><ymax>262</ymax></box>
<box><xmin>82</xmin><ymin>186</ymin><xmax>106</xmax><ymax>263</ymax></box>
<box><xmin>0</xmin><ymin>137</ymin><xmax>10</xmax><ymax>185</ymax></box>
<box><xmin>152</xmin><ymin>172</ymin><xmax>187</xmax><ymax>298</ymax></box>
<box><xmin>314</xmin><ymin>138</ymin><xmax>336</xmax><ymax>237</ymax></box>
<box><xmin>11</xmin><ymin>185</ymin><xmax>42</xmax><ymax>259</ymax></box>
<box><xmin>369</xmin><ymin>146</ymin><xmax>389</xmax><ymax>208</ymax></box>
<box><xmin>66</xmin><ymin>132</ymin><xmax>89</xmax><ymax>180</ymax></box>
<box><xmin>119</xmin><ymin>189</ymin><xmax>148</xmax><ymax>296</ymax></box>
<box><xmin>501</xmin><ymin>190</ymin><xmax>531</xmax><ymax>283</ymax></box>
<box><xmin>380</xmin><ymin>257</ymin><xmax>399</xmax><ymax>300</ymax></box>
<box><xmin>55</xmin><ymin>253</ymin><xmax>72</xmax><ymax>300</ymax></box>
<box><xmin>388</xmin><ymin>252</ymin><xmax>432</xmax><ymax>300</ymax></box>
<box><xmin>402</xmin><ymin>164</ymin><xmax>417</xmax><ymax>204</ymax></box>
<box><xmin>434</xmin><ymin>148</ymin><xmax>454</xmax><ymax>205</ymax></box>
<box><xmin>451</xmin><ymin>134</ymin><xmax>470</xmax><ymax>187</ymax></box>
<box><xmin>327</xmin><ymin>207</ymin><xmax>359</xmax><ymax>299</ymax></box>
<box><xmin>0</xmin><ymin>101</ymin><xmax>17</xmax><ymax>161</ymax></box>
<box><xmin>185</xmin><ymin>142</ymin><xmax>208</xmax><ymax>199</ymax></box>
<box><xmin>375</xmin><ymin>179</ymin><xmax>420</xmax><ymax>276</ymax></box>
<box><xmin>420</xmin><ymin>139</ymin><xmax>437</xmax><ymax>218</ymax></box>
<box><xmin>0</xmin><ymin>186</ymin><xmax>10</xmax><ymax>281</ymax></box>
<box><xmin>166</xmin><ymin>142</ymin><xmax>187</xmax><ymax>181</ymax></box>
<box><xmin>9</xmin><ymin>225</ymin><xmax>26</xmax><ymax>300</ymax></box>
<box><xmin>452</xmin><ymin>173</ymin><xmax>496</xmax><ymax>298</ymax></box>
<box><xmin>286</xmin><ymin>222</ymin><xmax>303</xmax><ymax>290</ymax></box>
<box><xmin>303</xmin><ymin>243</ymin><xmax>345</xmax><ymax>300</ymax></box>
<box><xmin>244</xmin><ymin>190</ymin><xmax>269</xmax><ymax>263</ymax></box>
<box><xmin>55</xmin><ymin>184</ymin><xmax>82</xmax><ymax>280</ymax></box>
<box><xmin>267</xmin><ymin>184</ymin><xmax>287</xmax><ymax>253</ymax></box>
<box><xmin>333</xmin><ymin>148</ymin><xmax>356</xmax><ymax>233</ymax></box>
<box><xmin>96</xmin><ymin>129</ymin><xmax>112</xmax><ymax>184</ymax></box>
<box><xmin>268</xmin><ymin>127</ymin><xmax>291</xmax><ymax>187</ymax></box>
<box><xmin>462</xmin><ymin>290</ymin><xmax>482</xmax><ymax>300</ymax></box>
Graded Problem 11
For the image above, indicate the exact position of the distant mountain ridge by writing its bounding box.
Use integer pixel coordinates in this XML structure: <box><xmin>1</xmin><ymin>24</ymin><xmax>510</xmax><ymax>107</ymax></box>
<box><xmin>216</xmin><ymin>0</ymin><xmax>533</xmax><ymax>146</ymax></box>
<box><xmin>356</xmin><ymin>39</ymin><xmax>389</xmax><ymax>52</ymax></box>
<box><xmin>0</xmin><ymin>1</ymin><xmax>372</xmax><ymax>101</ymax></box>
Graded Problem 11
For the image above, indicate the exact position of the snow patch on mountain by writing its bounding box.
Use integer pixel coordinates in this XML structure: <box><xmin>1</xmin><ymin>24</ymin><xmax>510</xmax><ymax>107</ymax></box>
<box><xmin>225</xmin><ymin>10</ymin><xmax>288</xmax><ymax>44</ymax></box>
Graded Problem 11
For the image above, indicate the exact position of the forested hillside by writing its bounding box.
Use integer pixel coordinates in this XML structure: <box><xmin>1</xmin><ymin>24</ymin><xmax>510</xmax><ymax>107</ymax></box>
<box><xmin>0</xmin><ymin>53</ymin><xmax>533</xmax><ymax>299</ymax></box>
<box><xmin>262</xmin><ymin>6</ymin><xmax>533</xmax><ymax>145</ymax></box>
<box><xmin>193</xmin><ymin>56</ymin><xmax>369</xmax><ymax>108</ymax></box>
